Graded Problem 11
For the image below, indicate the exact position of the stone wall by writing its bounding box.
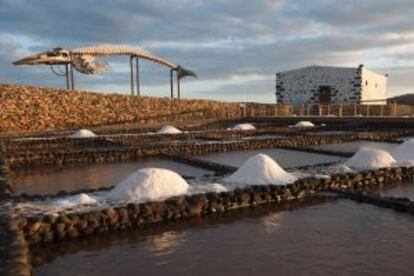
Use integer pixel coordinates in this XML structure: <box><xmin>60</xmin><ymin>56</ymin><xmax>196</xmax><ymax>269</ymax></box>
<box><xmin>0</xmin><ymin>83</ymin><xmax>257</xmax><ymax>133</ymax></box>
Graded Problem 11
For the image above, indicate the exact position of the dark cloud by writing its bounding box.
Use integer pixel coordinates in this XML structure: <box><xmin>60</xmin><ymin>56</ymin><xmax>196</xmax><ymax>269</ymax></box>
<box><xmin>1</xmin><ymin>0</ymin><xmax>414</xmax><ymax>101</ymax></box>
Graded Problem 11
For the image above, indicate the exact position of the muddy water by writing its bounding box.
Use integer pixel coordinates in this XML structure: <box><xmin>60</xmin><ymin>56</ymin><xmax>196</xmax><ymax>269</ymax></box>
<box><xmin>199</xmin><ymin>148</ymin><xmax>345</xmax><ymax>168</ymax></box>
<box><xmin>311</xmin><ymin>140</ymin><xmax>399</xmax><ymax>153</ymax></box>
<box><xmin>10</xmin><ymin>158</ymin><xmax>212</xmax><ymax>195</ymax></box>
<box><xmin>32</xmin><ymin>198</ymin><xmax>414</xmax><ymax>276</ymax></box>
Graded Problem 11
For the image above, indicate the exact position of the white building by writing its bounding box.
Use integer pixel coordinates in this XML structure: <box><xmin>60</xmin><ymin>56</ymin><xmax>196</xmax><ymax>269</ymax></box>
<box><xmin>275</xmin><ymin>65</ymin><xmax>387</xmax><ymax>105</ymax></box>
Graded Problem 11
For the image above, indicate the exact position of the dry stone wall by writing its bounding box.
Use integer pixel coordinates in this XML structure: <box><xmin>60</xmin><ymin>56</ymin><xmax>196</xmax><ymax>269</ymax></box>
<box><xmin>0</xmin><ymin>83</ymin><xmax>259</xmax><ymax>133</ymax></box>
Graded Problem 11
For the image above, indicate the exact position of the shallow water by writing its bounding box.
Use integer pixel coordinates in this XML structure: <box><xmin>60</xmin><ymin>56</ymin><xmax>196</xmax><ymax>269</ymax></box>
<box><xmin>10</xmin><ymin>158</ymin><xmax>213</xmax><ymax>195</ymax></box>
<box><xmin>199</xmin><ymin>148</ymin><xmax>345</xmax><ymax>168</ymax></box>
<box><xmin>311</xmin><ymin>140</ymin><xmax>399</xmax><ymax>154</ymax></box>
<box><xmin>32</xmin><ymin>198</ymin><xmax>414</xmax><ymax>276</ymax></box>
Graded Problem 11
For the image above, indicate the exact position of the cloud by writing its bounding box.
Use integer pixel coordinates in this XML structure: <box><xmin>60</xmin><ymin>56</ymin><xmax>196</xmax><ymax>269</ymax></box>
<box><xmin>1</xmin><ymin>0</ymin><xmax>414</xmax><ymax>101</ymax></box>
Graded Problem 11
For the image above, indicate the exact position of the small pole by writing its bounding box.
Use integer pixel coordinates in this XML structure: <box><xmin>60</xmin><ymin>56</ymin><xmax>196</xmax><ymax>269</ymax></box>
<box><xmin>354</xmin><ymin>103</ymin><xmax>357</xmax><ymax>116</ymax></box>
<box><xmin>135</xmin><ymin>57</ymin><xmax>140</xmax><ymax>96</ymax></box>
<box><xmin>170</xmin><ymin>69</ymin><xmax>174</xmax><ymax>99</ymax></box>
<box><xmin>129</xmin><ymin>56</ymin><xmax>134</xmax><ymax>95</ymax></box>
<box><xmin>69</xmin><ymin>63</ymin><xmax>75</xmax><ymax>90</ymax></box>
<box><xmin>394</xmin><ymin>101</ymin><xmax>397</xmax><ymax>116</ymax></box>
<box><xmin>177</xmin><ymin>72</ymin><xmax>181</xmax><ymax>100</ymax></box>
<box><xmin>65</xmin><ymin>64</ymin><xmax>70</xmax><ymax>90</ymax></box>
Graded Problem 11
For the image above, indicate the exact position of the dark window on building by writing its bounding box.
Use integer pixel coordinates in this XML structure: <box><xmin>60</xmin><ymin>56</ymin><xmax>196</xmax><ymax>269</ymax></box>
<box><xmin>365</xmin><ymin>80</ymin><xmax>368</xmax><ymax>86</ymax></box>
<box><xmin>317</xmin><ymin>86</ymin><xmax>332</xmax><ymax>103</ymax></box>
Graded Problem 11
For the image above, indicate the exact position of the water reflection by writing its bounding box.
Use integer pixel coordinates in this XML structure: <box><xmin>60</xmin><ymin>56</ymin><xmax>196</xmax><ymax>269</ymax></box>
<box><xmin>146</xmin><ymin>231</ymin><xmax>185</xmax><ymax>257</ymax></box>
<box><xmin>262</xmin><ymin>213</ymin><xmax>282</xmax><ymax>234</ymax></box>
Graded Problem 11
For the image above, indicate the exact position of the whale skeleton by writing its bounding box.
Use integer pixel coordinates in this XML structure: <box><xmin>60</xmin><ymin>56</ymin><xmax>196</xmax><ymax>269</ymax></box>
<box><xmin>13</xmin><ymin>44</ymin><xmax>197</xmax><ymax>99</ymax></box>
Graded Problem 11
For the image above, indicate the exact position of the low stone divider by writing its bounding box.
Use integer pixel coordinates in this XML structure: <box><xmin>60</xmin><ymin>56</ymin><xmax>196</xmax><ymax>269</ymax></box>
<box><xmin>0</xmin><ymin>213</ymin><xmax>32</xmax><ymax>275</ymax></box>
<box><xmin>334</xmin><ymin>190</ymin><xmax>414</xmax><ymax>214</ymax></box>
<box><xmin>4</xmin><ymin>131</ymin><xmax>401</xmax><ymax>170</ymax></box>
<box><xmin>161</xmin><ymin>154</ymin><xmax>237</xmax><ymax>175</ymax></box>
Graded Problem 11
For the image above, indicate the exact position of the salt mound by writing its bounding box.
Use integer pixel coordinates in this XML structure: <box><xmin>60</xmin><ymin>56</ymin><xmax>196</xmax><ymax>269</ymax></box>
<box><xmin>393</xmin><ymin>139</ymin><xmax>414</xmax><ymax>162</ymax></box>
<box><xmin>223</xmin><ymin>154</ymin><xmax>297</xmax><ymax>186</ymax></box>
<box><xmin>157</xmin><ymin>125</ymin><xmax>182</xmax><ymax>134</ymax></box>
<box><xmin>231</xmin><ymin>123</ymin><xmax>256</xmax><ymax>131</ymax></box>
<box><xmin>107</xmin><ymin>168</ymin><xmax>189</xmax><ymax>202</ymax></box>
<box><xmin>321</xmin><ymin>164</ymin><xmax>355</xmax><ymax>175</ymax></box>
<box><xmin>345</xmin><ymin>149</ymin><xmax>396</xmax><ymax>169</ymax></box>
<box><xmin>69</xmin><ymin>129</ymin><xmax>96</xmax><ymax>138</ymax></box>
<box><xmin>55</xmin><ymin>193</ymin><xmax>97</xmax><ymax>208</ymax></box>
<box><xmin>192</xmin><ymin>183</ymin><xmax>229</xmax><ymax>193</ymax></box>
<box><xmin>396</xmin><ymin>160</ymin><xmax>414</xmax><ymax>167</ymax></box>
<box><xmin>292</xmin><ymin>121</ymin><xmax>315</xmax><ymax>128</ymax></box>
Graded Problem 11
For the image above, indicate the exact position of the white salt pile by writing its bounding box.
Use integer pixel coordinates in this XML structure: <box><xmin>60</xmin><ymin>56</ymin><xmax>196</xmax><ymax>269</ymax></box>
<box><xmin>396</xmin><ymin>160</ymin><xmax>414</xmax><ymax>167</ymax></box>
<box><xmin>345</xmin><ymin>149</ymin><xmax>396</xmax><ymax>170</ymax></box>
<box><xmin>292</xmin><ymin>121</ymin><xmax>315</xmax><ymax>128</ymax></box>
<box><xmin>393</xmin><ymin>139</ymin><xmax>414</xmax><ymax>162</ymax></box>
<box><xmin>223</xmin><ymin>154</ymin><xmax>297</xmax><ymax>186</ymax></box>
<box><xmin>191</xmin><ymin>183</ymin><xmax>228</xmax><ymax>193</ymax></box>
<box><xmin>157</xmin><ymin>125</ymin><xmax>182</xmax><ymax>134</ymax></box>
<box><xmin>231</xmin><ymin>123</ymin><xmax>256</xmax><ymax>131</ymax></box>
<box><xmin>69</xmin><ymin>129</ymin><xmax>97</xmax><ymax>138</ymax></box>
<box><xmin>320</xmin><ymin>164</ymin><xmax>355</xmax><ymax>175</ymax></box>
<box><xmin>107</xmin><ymin>168</ymin><xmax>189</xmax><ymax>202</ymax></box>
<box><xmin>55</xmin><ymin>193</ymin><xmax>98</xmax><ymax>208</ymax></box>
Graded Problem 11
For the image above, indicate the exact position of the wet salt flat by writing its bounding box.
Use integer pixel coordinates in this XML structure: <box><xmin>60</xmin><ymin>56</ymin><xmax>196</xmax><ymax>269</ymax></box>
<box><xmin>32</xmin><ymin>199</ymin><xmax>414</xmax><ymax>276</ymax></box>
<box><xmin>311</xmin><ymin>140</ymin><xmax>399</xmax><ymax>153</ymax></box>
<box><xmin>199</xmin><ymin>148</ymin><xmax>345</xmax><ymax>168</ymax></box>
<box><xmin>10</xmin><ymin>158</ymin><xmax>213</xmax><ymax>195</ymax></box>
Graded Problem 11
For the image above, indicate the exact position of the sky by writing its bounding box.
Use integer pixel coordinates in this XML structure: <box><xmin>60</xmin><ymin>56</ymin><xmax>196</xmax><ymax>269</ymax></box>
<box><xmin>1</xmin><ymin>0</ymin><xmax>414</xmax><ymax>103</ymax></box>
